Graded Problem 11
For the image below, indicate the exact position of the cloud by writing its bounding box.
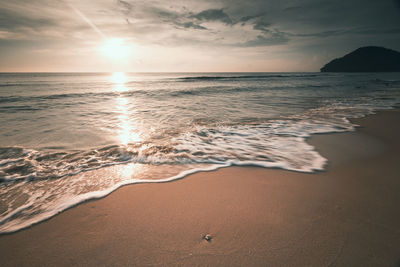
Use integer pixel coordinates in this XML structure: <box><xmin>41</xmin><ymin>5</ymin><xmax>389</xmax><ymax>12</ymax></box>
<box><xmin>181</xmin><ymin>22</ymin><xmax>207</xmax><ymax>30</ymax></box>
<box><xmin>252</xmin><ymin>20</ymin><xmax>272</xmax><ymax>32</ymax></box>
<box><xmin>291</xmin><ymin>27</ymin><xmax>400</xmax><ymax>38</ymax></box>
<box><xmin>239</xmin><ymin>13</ymin><xmax>265</xmax><ymax>23</ymax></box>
<box><xmin>147</xmin><ymin>7</ymin><xmax>208</xmax><ymax>31</ymax></box>
<box><xmin>0</xmin><ymin>7</ymin><xmax>58</xmax><ymax>31</ymax></box>
<box><xmin>192</xmin><ymin>9</ymin><xmax>233</xmax><ymax>25</ymax></box>
<box><xmin>1</xmin><ymin>0</ymin><xmax>400</xmax><ymax>71</ymax></box>
<box><xmin>117</xmin><ymin>0</ymin><xmax>133</xmax><ymax>11</ymax></box>
<box><xmin>114</xmin><ymin>2</ymin><xmax>208</xmax><ymax>31</ymax></box>
<box><xmin>240</xmin><ymin>29</ymin><xmax>289</xmax><ymax>47</ymax></box>
<box><xmin>117</xmin><ymin>0</ymin><xmax>134</xmax><ymax>15</ymax></box>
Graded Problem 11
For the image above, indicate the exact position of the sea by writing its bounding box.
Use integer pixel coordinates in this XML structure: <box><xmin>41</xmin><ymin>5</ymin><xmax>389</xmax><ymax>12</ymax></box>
<box><xmin>1</xmin><ymin>72</ymin><xmax>399</xmax><ymax>233</ymax></box>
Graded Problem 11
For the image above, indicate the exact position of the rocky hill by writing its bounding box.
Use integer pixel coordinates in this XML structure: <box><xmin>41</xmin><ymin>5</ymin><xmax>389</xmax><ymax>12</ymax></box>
<box><xmin>321</xmin><ymin>46</ymin><xmax>400</xmax><ymax>72</ymax></box>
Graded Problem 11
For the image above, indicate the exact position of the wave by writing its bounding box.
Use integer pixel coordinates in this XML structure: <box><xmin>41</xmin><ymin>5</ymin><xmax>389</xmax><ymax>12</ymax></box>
<box><xmin>370</xmin><ymin>78</ymin><xmax>400</xmax><ymax>86</ymax></box>
<box><xmin>0</xmin><ymin>92</ymin><xmax>120</xmax><ymax>104</ymax></box>
<box><xmin>0</xmin><ymin>103</ymin><xmax>358</xmax><ymax>184</ymax></box>
<box><xmin>0</xmin><ymin>103</ymin><xmax>365</xmax><ymax>234</ymax></box>
<box><xmin>177</xmin><ymin>74</ymin><xmax>321</xmax><ymax>81</ymax></box>
<box><xmin>0</xmin><ymin>85</ymin><xmax>328</xmax><ymax>108</ymax></box>
<box><xmin>1</xmin><ymin>114</ymin><xmax>338</xmax><ymax>233</ymax></box>
<box><xmin>169</xmin><ymin>84</ymin><xmax>331</xmax><ymax>97</ymax></box>
<box><xmin>0</xmin><ymin>91</ymin><xmax>149</xmax><ymax>108</ymax></box>
<box><xmin>0</xmin><ymin>163</ymin><xmax>226</xmax><ymax>234</ymax></box>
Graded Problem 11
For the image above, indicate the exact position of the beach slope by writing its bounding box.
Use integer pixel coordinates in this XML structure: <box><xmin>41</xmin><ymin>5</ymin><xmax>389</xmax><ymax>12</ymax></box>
<box><xmin>0</xmin><ymin>110</ymin><xmax>399</xmax><ymax>266</ymax></box>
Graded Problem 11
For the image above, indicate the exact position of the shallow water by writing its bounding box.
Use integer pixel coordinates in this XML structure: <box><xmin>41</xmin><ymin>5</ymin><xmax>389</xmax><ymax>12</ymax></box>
<box><xmin>0</xmin><ymin>72</ymin><xmax>399</xmax><ymax>233</ymax></box>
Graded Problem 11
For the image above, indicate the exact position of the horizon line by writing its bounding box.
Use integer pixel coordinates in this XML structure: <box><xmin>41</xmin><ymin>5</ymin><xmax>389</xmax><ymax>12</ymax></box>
<box><xmin>0</xmin><ymin>71</ymin><xmax>320</xmax><ymax>74</ymax></box>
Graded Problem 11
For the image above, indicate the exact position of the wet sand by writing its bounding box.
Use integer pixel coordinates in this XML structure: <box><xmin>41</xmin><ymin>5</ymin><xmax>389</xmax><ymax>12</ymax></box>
<box><xmin>1</xmin><ymin>110</ymin><xmax>399</xmax><ymax>266</ymax></box>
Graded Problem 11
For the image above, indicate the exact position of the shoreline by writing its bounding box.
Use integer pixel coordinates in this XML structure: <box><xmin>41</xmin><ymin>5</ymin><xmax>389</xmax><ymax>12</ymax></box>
<box><xmin>0</xmin><ymin>110</ymin><xmax>399</xmax><ymax>266</ymax></box>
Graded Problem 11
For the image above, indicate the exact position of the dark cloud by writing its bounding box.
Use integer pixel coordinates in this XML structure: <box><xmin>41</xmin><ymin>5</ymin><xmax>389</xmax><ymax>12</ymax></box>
<box><xmin>239</xmin><ymin>13</ymin><xmax>265</xmax><ymax>23</ymax></box>
<box><xmin>181</xmin><ymin>22</ymin><xmax>207</xmax><ymax>30</ymax></box>
<box><xmin>151</xmin><ymin>8</ymin><xmax>179</xmax><ymax>21</ymax></box>
<box><xmin>0</xmin><ymin>8</ymin><xmax>58</xmax><ymax>31</ymax></box>
<box><xmin>291</xmin><ymin>27</ymin><xmax>400</xmax><ymax>38</ymax></box>
<box><xmin>357</xmin><ymin>28</ymin><xmax>400</xmax><ymax>35</ymax></box>
<box><xmin>240</xmin><ymin>30</ymin><xmax>289</xmax><ymax>47</ymax></box>
<box><xmin>252</xmin><ymin>20</ymin><xmax>272</xmax><ymax>32</ymax></box>
<box><xmin>117</xmin><ymin>0</ymin><xmax>133</xmax><ymax>10</ymax></box>
<box><xmin>192</xmin><ymin>9</ymin><xmax>233</xmax><ymax>25</ymax></box>
<box><xmin>114</xmin><ymin>2</ymin><xmax>208</xmax><ymax>31</ymax></box>
<box><xmin>117</xmin><ymin>0</ymin><xmax>134</xmax><ymax>15</ymax></box>
<box><xmin>147</xmin><ymin>7</ymin><xmax>208</xmax><ymax>30</ymax></box>
<box><xmin>293</xmin><ymin>30</ymin><xmax>343</xmax><ymax>38</ymax></box>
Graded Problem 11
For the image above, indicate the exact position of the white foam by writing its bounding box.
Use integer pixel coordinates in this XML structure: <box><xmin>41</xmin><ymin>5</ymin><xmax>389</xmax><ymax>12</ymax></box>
<box><xmin>0</xmin><ymin>163</ymin><xmax>225</xmax><ymax>234</ymax></box>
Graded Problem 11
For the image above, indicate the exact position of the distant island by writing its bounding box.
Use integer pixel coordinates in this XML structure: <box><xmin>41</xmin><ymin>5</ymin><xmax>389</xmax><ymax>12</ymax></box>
<box><xmin>320</xmin><ymin>46</ymin><xmax>400</xmax><ymax>72</ymax></box>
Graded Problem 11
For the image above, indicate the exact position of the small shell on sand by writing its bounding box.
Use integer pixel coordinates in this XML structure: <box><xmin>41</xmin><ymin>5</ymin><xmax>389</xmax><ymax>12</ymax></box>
<box><xmin>203</xmin><ymin>234</ymin><xmax>212</xmax><ymax>242</ymax></box>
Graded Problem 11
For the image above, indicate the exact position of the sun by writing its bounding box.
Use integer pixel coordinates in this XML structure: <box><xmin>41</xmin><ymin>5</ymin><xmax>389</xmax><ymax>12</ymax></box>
<box><xmin>100</xmin><ymin>38</ymin><xmax>131</xmax><ymax>60</ymax></box>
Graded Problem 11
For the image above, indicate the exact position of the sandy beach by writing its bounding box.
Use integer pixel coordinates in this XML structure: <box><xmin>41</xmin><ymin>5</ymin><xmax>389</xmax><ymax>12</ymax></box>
<box><xmin>1</xmin><ymin>110</ymin><xmax>399</xmax><ymax>266</ymax></box>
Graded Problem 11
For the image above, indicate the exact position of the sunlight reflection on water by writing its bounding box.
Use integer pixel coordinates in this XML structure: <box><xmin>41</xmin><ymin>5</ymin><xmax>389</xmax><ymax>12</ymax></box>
<box><xmin>110</xmin><ymin>72</ymin><xmax>127</xmax><ymax>84</ymax></box>
<box><xmin>111</xmin><ymin>72</ymin><xmax>141</xmax><ymax>145</ymax></box>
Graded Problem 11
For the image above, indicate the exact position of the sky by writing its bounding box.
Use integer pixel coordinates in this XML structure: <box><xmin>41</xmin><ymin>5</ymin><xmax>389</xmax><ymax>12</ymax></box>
<box><xmin>0</xmin><ymin>0</ymin><xmax>399</xmax><ymax>72</ymax></box>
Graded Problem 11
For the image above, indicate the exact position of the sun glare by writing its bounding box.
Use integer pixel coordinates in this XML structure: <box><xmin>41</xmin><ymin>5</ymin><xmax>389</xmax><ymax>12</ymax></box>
<box><xmin>101</xmin><ymin>38</ymin><xmax>131</xmax><ymax>60</ymax></box>
<box><xmin>110</xmin><ymin>72</ymin><xmax>127</xmax><ymax>84</ymax></box>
